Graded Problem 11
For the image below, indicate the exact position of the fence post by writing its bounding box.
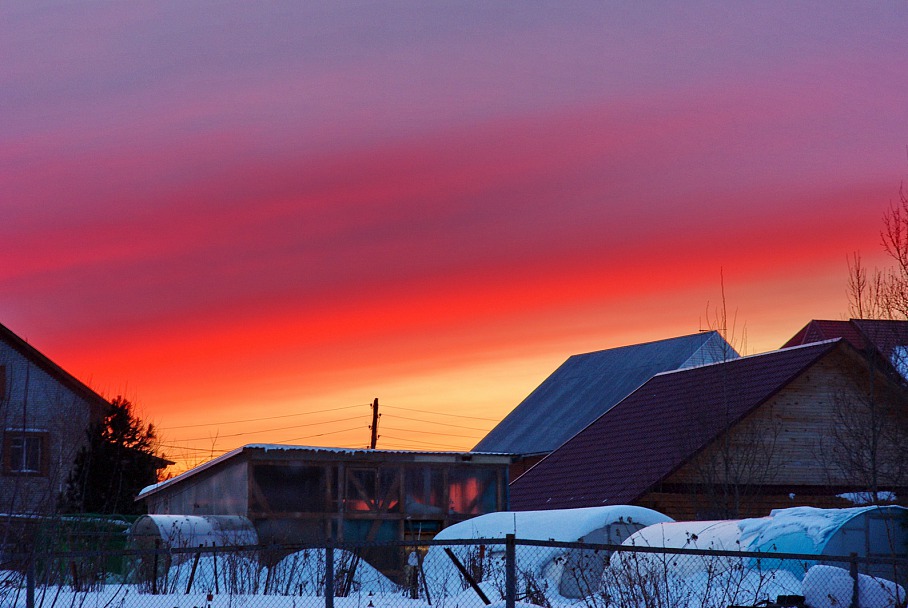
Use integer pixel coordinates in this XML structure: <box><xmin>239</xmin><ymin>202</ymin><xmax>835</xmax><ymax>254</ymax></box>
<box><xmin>505</xmin><ymin>534</ymin><xmax>516</xmax><ymax>608</ymax></box>
<box><xmin>325</xmin><ymin>542</ymin><xmax>335</xmax><ymax>608</ymax></box>
<box><xmin>26</xmin><ymin>556</ymin><xmax>35</xmax><ymax>608</ymax></box>
<box><xmin>151</xmin><ymin>539</ymin><xmax>160</xmax><ymax>595</ymax></box>
<box><xmin>849</xmin><ymin>552</ymin><xmax>859</xmax><ymax>608</ymax></box>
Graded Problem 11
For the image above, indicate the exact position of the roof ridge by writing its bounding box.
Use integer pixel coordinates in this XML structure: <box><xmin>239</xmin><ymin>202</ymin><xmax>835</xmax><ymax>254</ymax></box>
<box><xmin>651</xmin><ymin>338</ymin><xmax>841</xmax><ymax>378</ymax></box>
<box><xmin>0</xmin><ymin>321</ymin><xmax>109</xmax><ymax>410</ymax></box>
<box><xmin>568</xmin><ymin>330</ymin><xmax>719</xmax><ymax>359</ymax></box>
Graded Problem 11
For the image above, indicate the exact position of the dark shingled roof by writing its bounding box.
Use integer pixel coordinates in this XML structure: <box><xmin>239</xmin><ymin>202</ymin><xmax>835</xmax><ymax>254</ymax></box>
<box><xmin>852</xmin><ymin>319</ymin><xmax>908</xmax><ymax>362</ymax></box>
<box><xmin>508</xmin><ymin>340</ymin><xmax>841</xmax><ymax>511</ymax></box>
<box><xmin>473</xmin><ymin>332</ymin><xmax>737</xmax><ymax>457</ymax></box>
<box><xmin>784</xmin><ymin>319</ymin><xmax>908</xmax><ymax>378</ymax></box>
<box><xmin>782</xmin><ymin>319</ymin><xmax>868</xmax><ymax>350</ymax></box>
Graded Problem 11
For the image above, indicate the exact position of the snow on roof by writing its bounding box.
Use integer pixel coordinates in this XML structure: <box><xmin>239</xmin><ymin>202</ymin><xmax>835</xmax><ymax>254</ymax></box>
<box><xmin>622</xmin><ymin>519</ymin><xmax>744</xmax><ymax>551</ymax></box>
<box><xmin>624</xmin><ymin>506</ymin><xmax>907</xmax><ymax>555</ymax></box>
<box><xmin>132</xmin><ymin>515</ymin><xmax>258</xmax><ymax>548</ymax></box>
<box><xmin>243</xmin><ymin>443</ymin><xmax>513</xmax><ymax>457</ymax></box>
<box><xmin>435</xmin><ymin>505</ymin><xmax>673</xmax><ymax>542</ymax></box>
<box><xmin>425</xmin><ymin>506</ymin><xmax>673</xmax><ymax>601</ymax></box>
<box><xmin>739</xmin><ymin>506</ymin><xmax>903</xmax><ymax>554</ymax></box>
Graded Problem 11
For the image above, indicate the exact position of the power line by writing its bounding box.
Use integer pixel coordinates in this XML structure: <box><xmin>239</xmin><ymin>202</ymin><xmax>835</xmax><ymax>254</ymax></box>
<box><xmin>382</xmin><ymin>425</ymin><xmax>484</xmax><ymax>439</ymax></box>
<box><xmin>386</xmin><ymin>413</ymin><xmax>490</xmax><ymax>432</ymax></box>
<box><xmin>159</xmin><ymin>403</ymin><xmax>368</xmax><ymax>430</ymax></box>
<box><xmin>379</xmin><ymin>434</ymin><xmax>469</xmax><ymax>450</ymax></box>
<box><xmin>161</xmin><ymin>424</ymin><xmax>367</xmax><ymax>455</ymax></box>
<box><xmin>381</xmin><ymin>404</ymin><xmax>501</xmax><ymax>422</ymax></box>
<box><xmin>159</xmin><ymin>443</ymin><xmax>225</xmax><ymax>453</ymax></box>
<box><xmin>273</xmin><ymin>426</ymin><xmax>367</xmax><ymax>444</ymax></box>
<box><xmin>170</xmin><ymin>414</ymin><xmax>367</xmax><ymax>442</ymax></box>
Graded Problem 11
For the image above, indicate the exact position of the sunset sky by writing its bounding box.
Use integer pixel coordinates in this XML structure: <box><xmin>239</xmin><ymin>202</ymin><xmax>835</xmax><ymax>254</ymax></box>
<box><xmin>2</xmin><ymin>1</ymin><xmax>906</xmax><ymax>472</ymax></box>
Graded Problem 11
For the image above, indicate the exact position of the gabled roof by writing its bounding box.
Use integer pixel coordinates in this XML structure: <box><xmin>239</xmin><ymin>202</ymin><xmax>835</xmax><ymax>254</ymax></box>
<box><xmin>784</xmin><ymin>319</ymin><xmax>908</xmax><ymax>378</ymax></box>
<box><xmin>0</xmin><ymin>321</ymin><xmax>109</xmax><ymax>413</ymax></box>
<box><xmin>473</xmin><ymin>331</ymin><xmax>737</xmax><ymax>456</ymax></box>
<box><xmin>508</xmin><ymin>340</ymin><xmax>841</xmax><ymax>511</ymax></box>
<box><xmin>782</xmin><ymin>320</ymin><xmax>868</xmax><ymax>350</ymax></box>
<box><xmin>783</xmin><ymin>318</ymin><xmax>908</xmax><ymax>358</ymax></box>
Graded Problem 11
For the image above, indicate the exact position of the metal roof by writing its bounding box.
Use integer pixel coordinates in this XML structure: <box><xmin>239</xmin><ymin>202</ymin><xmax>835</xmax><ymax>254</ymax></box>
<box><xmin>137</xmin><ymin>443</ymin><xmax>514</xmax><ymax>500</ymax></box>
<box><xmin>508</xmin><ymin>340</ymin><xmax>841</xmax><ymax>511</ymax></box>
<box><xmin>473</xmin><ymin>331</ymin><xmax>737</xmax><ymax>456</ymax></box>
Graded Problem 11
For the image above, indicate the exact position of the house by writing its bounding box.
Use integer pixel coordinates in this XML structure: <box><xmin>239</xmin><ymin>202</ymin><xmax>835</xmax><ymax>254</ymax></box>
<box><xmin>474</xmin><ymin>331</ymin><xmax>737</xmax><ymax>476</ymax></box>
<box><xmin>509</xmin><ymin>339</ymin><xmax>908</xmax><ymax>520</ymax></box>
<box><xmin>784</xmin><ymin>318</ymin><xmax>908</xmax><ymax>378</ymax></box>
<box><xmin>135</xmin><ymin>444</ymin><xmax>513</xmax><ymax>579</ymax></box>
<box><xmin>0</xmin><ymin>322</ymin><xmax>108</xmax><ymax>515</ymax></box>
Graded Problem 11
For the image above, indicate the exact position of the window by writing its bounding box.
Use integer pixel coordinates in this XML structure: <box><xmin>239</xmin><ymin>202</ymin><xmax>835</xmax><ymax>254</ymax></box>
<box><xmin>0</xmin><ymin>365</ymin><xmax>6</xmax><ymax>399</ymax></box>
<box><xmin>4</xmin><ymin>431</ymin><xmax>47</xmax><ymax>475</ymax></box>
<box><xmin>404</xmin><ymin>467</ymin><xmax>445</xmax><ymax>516</ymax></box>
<box><xmin>251</xmin><ymin>464</ymin><xmax>329</xmax><ymax>513</ymax></box>
<box><xmin>345</xmin><ymin>468</ymin><xmax>400</xmax><ymax>513</ymax></box>
<box><xmin>448</xmin><ymin>469</ymin><xmax>497</xmax><ymax>515</ymax></box>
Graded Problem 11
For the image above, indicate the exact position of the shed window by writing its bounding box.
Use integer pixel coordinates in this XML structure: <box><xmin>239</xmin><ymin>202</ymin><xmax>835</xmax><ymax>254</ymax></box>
<box><xmin>345</xmin><ymin>468</ymin><xmax>400</xmax><ymax>513</ymax></box>
<box><xmin>251</xmin><ymin>464</ymin><xmax>328</xmax><ymax>513</ymax></box>
<box><xmin>4</xmin><ymin>431</ymin><xmax>47</xmax><ymax>476</ymax></box>
<box><xmin>404</xmin><ymin>468</ymin><xmax>444</xmax><ymax>516</ymax></box>
<box><xmin>448</xmin><ymin>469</ymin><xmax>497</xmax><ymax>515</ymax></box>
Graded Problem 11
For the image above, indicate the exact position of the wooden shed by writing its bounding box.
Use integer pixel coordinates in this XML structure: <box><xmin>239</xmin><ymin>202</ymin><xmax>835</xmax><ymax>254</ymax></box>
<box><xmin>137</xmin><ymin>444</ymin><xmax>512</xmax><ymax>544</ymax></box>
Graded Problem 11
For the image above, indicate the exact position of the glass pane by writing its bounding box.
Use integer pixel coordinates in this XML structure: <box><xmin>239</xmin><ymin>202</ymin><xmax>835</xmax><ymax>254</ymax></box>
<box><xmin>380</xmin><ymin>468</ymin><xmax>400</xmax><ymax>513</ymax></box>
<box><xmin>25</xmin><ymin>437</ymin><xmax>41</xmax><ymax>472</ymax></box>
<box><xmin>448</xmin><ymin>469</ymin><xmax>497</xmax><ymax>515</ymax></box>
<box><xmin>345</xmin><ymin>468</ymin><xmax>400</xmax><ymax>513</ymax></box>
<box><xmin>404</xmin><ymin>468</ymin><xmax>445</xmax><ymax>516</ymax></box>
<box><xmin>346</xmin><ymin>469</ymin><xmax>376</xmax><ymax>512</ymax></box>
<box><xmin>9</xmin><ymin>436</ymin><xmax>24</xmax><ymax>471</ymax></box>
<box><xmin>252</xmin><ymin>464</ymin><xmax>328</xmax><ymax>513</ymax></box>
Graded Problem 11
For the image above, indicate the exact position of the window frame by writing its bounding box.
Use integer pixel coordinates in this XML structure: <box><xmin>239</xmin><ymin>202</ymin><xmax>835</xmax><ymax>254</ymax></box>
<box><xmin>3</xmin><ymin>430</ymin><xmax>49</xmax><ymax>476</ymax></box>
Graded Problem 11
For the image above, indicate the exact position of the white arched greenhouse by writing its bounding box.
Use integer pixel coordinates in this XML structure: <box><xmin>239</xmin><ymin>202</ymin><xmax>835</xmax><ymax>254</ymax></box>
<box><xmin>619</xmin><ymin>506</ymin><xmax>907</xmax><ymax>584</ymax></box>
<box><xmin>422</xmin><ymin>504</ymin><xmax>673</xmax><ymax>600</ymax></box>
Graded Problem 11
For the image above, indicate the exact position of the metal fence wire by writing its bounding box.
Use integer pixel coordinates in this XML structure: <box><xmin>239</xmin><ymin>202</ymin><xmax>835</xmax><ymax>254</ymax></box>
<box><xmin>2</xmin><ymin>536</ymin><xmax>906</xmax><ymax>608</ymax></box>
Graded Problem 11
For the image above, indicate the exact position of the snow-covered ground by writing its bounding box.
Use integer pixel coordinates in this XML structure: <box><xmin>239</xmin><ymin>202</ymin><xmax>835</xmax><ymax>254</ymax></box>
<box><xmin>3</xmin><ymin>556</ymin><xmax>905</xmax><ymax>608</ymax></box>
<box><xmin>4</xmin><ymin>506</ymin><xmax>905</xmax><ymax>608</ymax></box>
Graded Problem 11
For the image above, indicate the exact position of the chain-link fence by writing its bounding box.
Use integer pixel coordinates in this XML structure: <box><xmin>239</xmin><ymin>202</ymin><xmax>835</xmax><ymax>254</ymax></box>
<box><xmin>2</xmin><ymin>536</ymin><xmax>906</xmax><ymax>608</ymax></box>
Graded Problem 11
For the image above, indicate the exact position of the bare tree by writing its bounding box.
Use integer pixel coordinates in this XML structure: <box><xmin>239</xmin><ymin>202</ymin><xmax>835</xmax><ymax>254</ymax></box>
<box><xmin>822</xmin><ymin>345</ymin><xmax>908</xmax><ymax>505</ymax></box>
<box><xmin>848</xmin><ymin>182</ymin><xmax>908</xmax><ymax>320</ymax></box>
<box><xmin>838</xmin><ymin>178</ymin><xmax>908</xmax><ymax>505</ymax></box>
<box><xmin>683</xmin><ymin>273</ymin><xmax>782</xmax><ymax>519</ymax></box>
<box><xmin>847</xmin><ymin>252</ymin><xmax>886</xmax><ymax>320</ymax></box>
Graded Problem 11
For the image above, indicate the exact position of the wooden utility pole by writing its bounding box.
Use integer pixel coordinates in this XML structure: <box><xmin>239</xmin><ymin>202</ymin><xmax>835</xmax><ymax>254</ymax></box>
<box><xmin>369</xmin><ymin>397</ymin><xmax>380</xmax><ymax>449</ymax></box>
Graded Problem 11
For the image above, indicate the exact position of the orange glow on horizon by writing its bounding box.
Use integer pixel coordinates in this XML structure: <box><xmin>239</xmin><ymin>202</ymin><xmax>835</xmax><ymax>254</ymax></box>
<box><xmin>3</xmin><ymin>1</ymin><xmax>905</xmax><ymax>475</ymax></box>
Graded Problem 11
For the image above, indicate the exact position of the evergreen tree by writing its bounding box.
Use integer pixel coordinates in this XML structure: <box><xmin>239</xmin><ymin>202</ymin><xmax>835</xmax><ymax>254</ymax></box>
<box><xmin>62</xmin><ymin>396</ymin><xmax>165</xmax><ymax>514</ymax></box>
